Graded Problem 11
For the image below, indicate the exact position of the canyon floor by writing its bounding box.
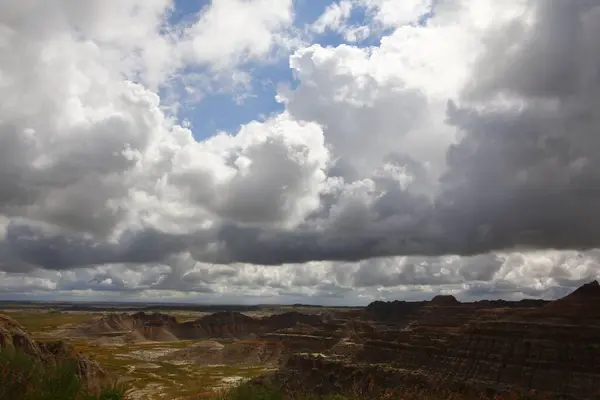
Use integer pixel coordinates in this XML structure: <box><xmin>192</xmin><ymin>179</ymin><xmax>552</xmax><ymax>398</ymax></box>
<box><xmin>3</xmin><ymin>282</ymin><xmax>600</xmax><ymax>399</ymax></box>
<box><xmin>0</xmin><ymin>305</ymin><xmax>352</xmax><ymax>399</ymax></box>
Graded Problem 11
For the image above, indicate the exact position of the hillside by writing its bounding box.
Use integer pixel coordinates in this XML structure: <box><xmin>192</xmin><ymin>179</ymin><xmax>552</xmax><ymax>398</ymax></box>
<box><xmin>68</xmin><ymin>310</ymin><xmax>324</xmax><ymax>343</ymax></box>
<box><xmin>264</xmin><ymin>281</ymin><xmax>600</xmax><ymax>399</ymax></box>
<box><xmin>6</xmin><ymin>283</ymin><xmax>600</xmax><ymax>399</ymax></box>
<box><xmin>0</xmin><ymin>313</ymin><xmax>120</xmax><ymax>400</ymax></box>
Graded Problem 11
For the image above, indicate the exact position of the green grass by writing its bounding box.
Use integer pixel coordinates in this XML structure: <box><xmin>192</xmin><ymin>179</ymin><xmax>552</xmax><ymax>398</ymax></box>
<box><xmin>0</xmin><ymin>347</ymin><xmax>126</xmax><ymax>400</ymax></box>
<box><xmin>67</xmin><ymin>339</ymin><xmax>272</xmax><ymax>399</ymax></box>
<box><xmin>6</xmin><ymin>311</ymin><xmax>277</xmax><ymax>398</ymax></box>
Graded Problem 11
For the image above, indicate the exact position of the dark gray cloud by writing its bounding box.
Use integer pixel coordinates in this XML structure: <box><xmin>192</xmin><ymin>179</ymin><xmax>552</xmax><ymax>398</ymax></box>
<box><xmin>2</xmin><ymin>0</ymin><xmax>600</xmax><ymax>303</ymax></box>
<box><xmin>0</xmin><ymin>222</ymin><xmax>187</xmax><ymax>271</ymax></box>
<box><xmin>184</xmin><ymin>0</ymin><xmax>600</xmax><ymax>266</ymax></box>
<box><xmin>437</xmin><ymin>0</ymin><xmax>600</xmax><ymax>255</ymax></box>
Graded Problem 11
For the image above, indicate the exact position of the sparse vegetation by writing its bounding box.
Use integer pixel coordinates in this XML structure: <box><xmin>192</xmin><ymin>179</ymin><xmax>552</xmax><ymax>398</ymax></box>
<box><xmin>5</xmin><ymin>311</ymin><xmax>275</xmax><ymax>399</ymax></box>
<box><xmin>68</xmin><ymin>339</ymin><xmax>270</xmax><ymax>399</ymax></box>
<box><xmin>207</xmin><ymin>379</ymin><xmax>554</xmax><ymax>400</ymax></box>
<box><xmin>0</xmin><ymin>347</ymin><xmax>126</xmax><ymax>400</ymax></box>
<box><xmin>2</xmin><ymin>311</ymin><xmax>98</xmax><ymax>337</ymax></box>
<box><xmin>2</xmin><ymin>305</ymin><xmax>563</xmax><ymax>400</ymax></box>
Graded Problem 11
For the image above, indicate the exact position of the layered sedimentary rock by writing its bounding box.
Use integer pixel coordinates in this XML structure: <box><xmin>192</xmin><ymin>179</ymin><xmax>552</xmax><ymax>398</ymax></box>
<box><xmin>272</xmin><ymin>282</ymin><xmax>600</xmax><ymax>399</ymax></box>
<box><xmin>365</xmin><ymin>300</ymin><xmax>425</xmax><ymax>324</ymax></box>
<box><xmin>70</xmin><ymin>310</ymin><xmax>327</xmax><ymax>342</ymax></box>
<box><xmin>173</xmin><ymin>311</ymin><xmax>260</xmax><ymax>339</ymax></box>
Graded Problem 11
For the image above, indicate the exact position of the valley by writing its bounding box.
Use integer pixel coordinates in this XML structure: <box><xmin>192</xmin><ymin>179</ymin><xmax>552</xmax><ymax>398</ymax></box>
<box><xmin>1</xmin><ymin>305</ymin><xmax>345</xmax><ymax>399</ymax></box>
<box><xmin>3</xmin><ymin>283</ymin><xmax>600</xmax><ymax>399</ymax></box>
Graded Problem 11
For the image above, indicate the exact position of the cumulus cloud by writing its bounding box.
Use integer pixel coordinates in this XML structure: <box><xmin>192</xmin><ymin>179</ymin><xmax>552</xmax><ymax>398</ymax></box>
<box><xmin>211</xmin><ymin>0</ymin><xmax>600</xmax><ymax>265</ymax></box>
<box><xmin>180</xmin><ymin>0</ymin><xmax>296</xmax><ymax>69</ymax></box>
<box><xmin>0</xmin><ymin>0</ymin><xmax>322</xmax><ymax>268</ymax></box>
<box><xmin>1</xmin><ymin>0</ymin><xmax>600</xmax><ymax>302</ymax></box>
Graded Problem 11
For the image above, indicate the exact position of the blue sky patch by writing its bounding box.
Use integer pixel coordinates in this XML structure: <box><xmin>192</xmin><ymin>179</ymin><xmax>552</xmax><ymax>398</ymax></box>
<box><xmin>166</xmin><ymin>0</ymin><xmax>391</xmax><ymax>140</ymax></box>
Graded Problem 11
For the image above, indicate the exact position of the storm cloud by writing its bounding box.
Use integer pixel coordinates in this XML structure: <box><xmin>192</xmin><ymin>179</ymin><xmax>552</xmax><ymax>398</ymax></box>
<box><xmin>203</xmin><ymin>0</ymin><xmax>600</xmax><ymax>265</ymax></box>
<box><xmin>1</xmin><ymin>0</ymin><xmax>600</xmax><ymax>302</ymax></box>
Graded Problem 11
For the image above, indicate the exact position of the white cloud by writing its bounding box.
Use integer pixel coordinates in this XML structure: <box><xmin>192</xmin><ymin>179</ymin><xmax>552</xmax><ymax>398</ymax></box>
<box><xmin>155</xmin><ymin>113</ymin><xmax>330</xmax><ymax>231</ymax></box>
<box><xmin>3</xmin><ymin>249</ymin><xmax>600</xmax><ymax>304</ymax></box>
<box><xmin>1</xmin><ymin>0</ymin><xmax>599</xmax><ymax>303</ymax></box>
<box><xmin>311</xmin><ymin>1</ymin><xmax>354</xmax><ymax>35</ymax></box>
<box><xmin>0</xmin><ymin>0</ymin><xmax>319</xmax><ymax>237</ymax></box>
<box><xmin>358</xmin><ymin>0</ymin><xmax>432</xmax><ymax>27</ymax></box>
<box><xmin>310</xmin><ymin>0</ymin><xmax>433</xmax><ymax>42</ymax></box>
<box><xmin>180</xmin><ymin>0</ymin><xmax>296</xmax><ymax>70</ymax></box>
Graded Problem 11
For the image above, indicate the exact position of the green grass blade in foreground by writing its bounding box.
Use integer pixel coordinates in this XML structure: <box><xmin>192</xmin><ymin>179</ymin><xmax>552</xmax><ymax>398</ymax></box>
<box><xmin>0</xmin><ymin>347</ymin><xmax>126</xmax><ymax>400</ymax></box>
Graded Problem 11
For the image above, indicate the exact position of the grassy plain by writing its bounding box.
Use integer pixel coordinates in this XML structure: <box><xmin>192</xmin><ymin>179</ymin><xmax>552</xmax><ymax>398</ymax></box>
<box><xmin>3</xmin><ymin>310</ymin><xmax>98</xmax><ymax>335</ymax></box>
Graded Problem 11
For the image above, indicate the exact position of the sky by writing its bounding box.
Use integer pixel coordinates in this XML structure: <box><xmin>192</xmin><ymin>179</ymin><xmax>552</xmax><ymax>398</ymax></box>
<box><xmin>1</xmin><ymin>0</ymin><xmax>600</xmax><ymax>305</ymax></box>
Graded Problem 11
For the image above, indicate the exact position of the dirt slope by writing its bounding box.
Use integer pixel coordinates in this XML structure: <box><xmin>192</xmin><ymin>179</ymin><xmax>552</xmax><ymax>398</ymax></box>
<box><xmin>70</xmin><ymin>310</ymin><xmax>326</xmax><ymax>343</ymax></box>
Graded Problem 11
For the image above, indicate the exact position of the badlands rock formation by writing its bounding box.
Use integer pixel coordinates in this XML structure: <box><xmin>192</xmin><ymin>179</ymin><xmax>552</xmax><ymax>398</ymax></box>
<box><xmin>70</xmin><ymin>310</ymin><xmax>325</xmax><ymax>343</ymax></box>
<box><xmin>21</xmin><ymin>282</ymin><xmax>600</xmax><ymax>399</ymax></box>
<box><xmin>0</xmin><ymin>313</ymin><xmax>106</xmax><ymax>390</ymax></box>
<box><xmin>269</xmin><ymin>282</ymin><xmax>600</xmax><ymax>399</ymax></box>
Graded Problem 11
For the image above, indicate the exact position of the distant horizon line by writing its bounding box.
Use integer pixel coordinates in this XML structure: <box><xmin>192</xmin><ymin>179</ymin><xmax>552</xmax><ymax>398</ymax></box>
<box><xmin>0</xmin><ymin>299</ymin><xmax>363</xmax><ymax>308</ymax></box>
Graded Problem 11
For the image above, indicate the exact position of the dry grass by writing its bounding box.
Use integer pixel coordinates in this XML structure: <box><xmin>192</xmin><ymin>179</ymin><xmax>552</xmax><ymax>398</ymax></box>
<box><xmin>7</xmin><ymin>311</ymin><xmax>273</xmax><ymax>399</ymax></box>
<box><xmin>0</xmin><ymin>347</ymin><xmax>125</xmax><ymax>400</ymax></box>
<box><xmin>4</xmin><ymin>311</ymin><xmax>556</xmax><ymax>400</ymax></box>
<box><xmin>69</xmin><ymin>339</ymin><xmax>270</xmax><ymax>399</ymax></box>
<box><xmin>3</xmin><ymin>310</ymin><xmax>98</xmax><ymax>337</ymax></box>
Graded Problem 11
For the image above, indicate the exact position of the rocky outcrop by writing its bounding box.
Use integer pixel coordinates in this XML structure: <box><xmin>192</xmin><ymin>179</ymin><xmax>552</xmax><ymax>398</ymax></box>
<box><xmin>264</xmin><ymin>311</ymin><xmax>323</xmax><ymax>330</ymax></box>
<box><xmin>276</xmin><ymin>353</ymin><xmax>435</xmax><ymax>397</ymax></box>
<box><xmin>440</xmin><ymin>316</ymin><xmax>600</xmax><ymax>399</ymax></box>
<box><xmin>40</xmin><ymin>340</ymin><xmax>106</xmax><ymax>389</ymax></box>
<box><xmin>174</xmin><ymin>311</ymin><xmax>260</xmax><ymax>339</ymax></box>
<box><xmin>538</xmin><ymin>280</ymin><xmax>600</xmax><ymax>318</ymax></box>
<box><xmin>0</xmin><ymin>313</ymin><xmax>40</xmax><ymax>356</ymax></box>
<box><xmin>70</xmin><ymin>310</ymin><xmax>327</xmax><ymax>342</ymax></box>
<box><xmin>71</xmin><ymin>311</ymin><xmax>178</xmax><ymax>338</ymax></box>
<box><xmin>430</xmin><ymin>295</ymin><xmax>460</xmax><ymax>306</ymax></box>
<box><xmin>0</xmin><ymin>313</ymin><xmax>106</xmax><ymax>390</ymax></box>
<box><xmin>268</xmin><ymin>281</ymin><xmax>600</xmax><ymax>399</ymax></box>
<box><xmin>365</xmin><ymin>300</ymin><xmax>425</xmax><ymax>323</ymax></box>
<box><xmin>171</xmin><ymin>311</ymin><xmax>328</xmax><ymax>342</ymax></box>
<box><xmin>131</xmin><ymin>311</ymin><xmax>177</xmax><ymax>326</ymax></box>
<box><xmin>160</xmin><ymin>318</ymin><xmax>337</xmax><ymax>368</ymax></box>
<box><xmin>364</xmin><ymin>295</ymin><xmax>547</xmax><ymax>325</ymax></box>
<box><xmin>473</xmin><ymin>299</ymin><xmax>548</xmax><ymax>308</ymax></box>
